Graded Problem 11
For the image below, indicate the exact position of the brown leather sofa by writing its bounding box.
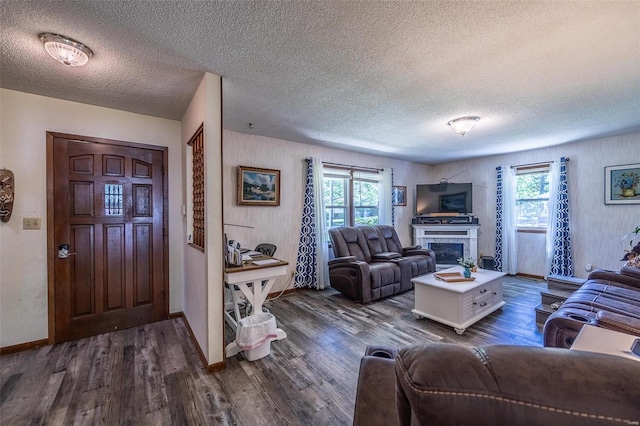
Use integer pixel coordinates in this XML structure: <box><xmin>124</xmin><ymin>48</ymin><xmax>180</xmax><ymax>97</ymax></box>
<box><xmin>543</xmin><ymin>266</ymin><xmax>640</xmax><ymax>348</ymax></box>
<box><xmin>328</xmin><ymin>225</ymin><xmax>435</xmax><ymax>303</ymax></box>
<box><xmin>353</xmin><ymin>343</ymin><xmax>640</xmax><ymax>426</ymax></box>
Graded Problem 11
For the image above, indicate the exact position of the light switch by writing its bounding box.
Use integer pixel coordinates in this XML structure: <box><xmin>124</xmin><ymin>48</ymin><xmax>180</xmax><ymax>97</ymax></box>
<box><xmin>23</xmin><ymin>217</ymin><xmax>41</xmax><ymax>230</ymax></box>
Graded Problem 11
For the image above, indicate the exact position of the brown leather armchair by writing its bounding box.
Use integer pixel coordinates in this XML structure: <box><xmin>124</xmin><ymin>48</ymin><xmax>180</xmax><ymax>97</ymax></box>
<box><xmin>354</xmin><ymin>343</ymin><xmax>640</xmax><ymax>426</ymax></box>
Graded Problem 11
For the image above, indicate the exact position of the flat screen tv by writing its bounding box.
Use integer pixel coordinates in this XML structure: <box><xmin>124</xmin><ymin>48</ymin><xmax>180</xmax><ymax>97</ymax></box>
<box><xmin>416</xmin><ymin>183</ymin><xmax>473</xmax><ymax>215</ymax></box>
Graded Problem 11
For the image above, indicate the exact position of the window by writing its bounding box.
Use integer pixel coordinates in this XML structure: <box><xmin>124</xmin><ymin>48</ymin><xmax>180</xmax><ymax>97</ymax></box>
<box><xmin>104</xmin><ymin>183</ymin><xmax>123</xmax><ymax>216</ymax></box>
<box><xmin>353</xmin><ymin>179</ymin><xmax>379</xmax><ymax>226</ymax></box>
<box><xmin>515</xmin><ymin>165</ymin><xmax>550</xmax><ymax>230</ymax></box>
<box><xmin>323</xmin><ymin>168</ymin><xmax>380</xmax><ymax>230</ymax></box>
<box><xmin>324</xmin><ymin>176</ymin><xmax>346</xmax><ymax>228</ymax></box>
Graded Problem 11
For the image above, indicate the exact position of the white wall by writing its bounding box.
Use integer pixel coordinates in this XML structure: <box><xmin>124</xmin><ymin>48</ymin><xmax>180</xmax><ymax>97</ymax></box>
<box><xmin>181</xmin><ymin>79</ymin><xmax>208</xmax><ymax>356</ymax></box>
<box><xmin>223</xmin><ymin>130</ymin><xmax>431</xmax><ymax>292</ymax></box>
<box><xmin>203</xmin><ymin>75</ymin><xmax>224</xmax><ymax>363</ymax></box>
<box><xmin>431</xmin><ymin>133</ymin><xmax>640</xmax><ymax>278</ymax></box>
<box><xmin>181</xmin><ymin>73</ymin><xmax>224</xmax><ymax>364</ymax></box>
<box><xmin>0</xmin><ymin>89</ymin><xmax>183</xmax><ymax>348</ymax></box>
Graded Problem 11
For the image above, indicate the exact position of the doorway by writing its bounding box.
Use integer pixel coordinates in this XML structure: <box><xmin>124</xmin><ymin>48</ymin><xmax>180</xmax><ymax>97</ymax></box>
<box><xmin>47</xmin><ymin>132</ymin><xmax>168</xmax><ymax>343</ymax></box>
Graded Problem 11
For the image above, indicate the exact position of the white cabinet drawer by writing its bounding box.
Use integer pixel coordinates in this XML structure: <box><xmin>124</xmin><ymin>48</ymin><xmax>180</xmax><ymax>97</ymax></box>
<box><xmin>472</xmin><ymin>288</ymin><xmax>502</xmax><ymax>315</ymax></box>
<box><xmin>472</xmin><ymin>284</ymin><xmax>492</xmax><ymax>301</ymax></box>
<box><xmin>472</xmin><ymin>296</ymin><xmax>494</xmax><ymax>315</ymax></box>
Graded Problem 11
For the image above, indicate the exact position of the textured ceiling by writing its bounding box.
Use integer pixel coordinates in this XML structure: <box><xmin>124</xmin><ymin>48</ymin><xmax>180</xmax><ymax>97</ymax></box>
<box><xmin>1</xmin><ymin>1</ymin><xmax>639</xmax><ymax>164</ymax></box>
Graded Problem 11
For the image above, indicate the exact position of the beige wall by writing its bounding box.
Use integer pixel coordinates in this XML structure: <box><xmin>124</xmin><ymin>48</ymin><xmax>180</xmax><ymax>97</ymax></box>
<box><xmin>431</xmin><ymin>133</ymin><xmax>640</xmax><ymax>278</ymax></box>
<box><xmin>0</xmin><ymin>89</ymin><xmax>183</xmax><ymax>348</ymax></box>
<box><xmin>203</xmin><ymin>74</ymin><xmax>224</xmax><ymax>363</ymax></box>
<box><xmin>181</xmin><ymin>77</ymin><xmax>208</xmax><ymax>357</ymax></box>
<box><xmin>181</xmin><ymin>73</ymin><xmax>224</xmax><ymax>364</ymax></box>
<box><xmin>223</xmin><ymin>130</ymin><xmax>431</xmax><ymax>292</ymax></box>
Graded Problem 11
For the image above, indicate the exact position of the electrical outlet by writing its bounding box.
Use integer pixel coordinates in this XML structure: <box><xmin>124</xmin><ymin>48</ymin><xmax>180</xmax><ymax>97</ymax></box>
<box><xmin>23</xmin><ymin>217</ymin><xmax>41</xmax><ymax>230</ymax></box>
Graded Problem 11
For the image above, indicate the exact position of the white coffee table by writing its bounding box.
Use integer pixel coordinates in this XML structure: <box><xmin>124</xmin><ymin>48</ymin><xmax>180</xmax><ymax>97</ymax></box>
<box><xmin>412</xmin><ymin>266</ymin><xmax>506</xmax><ymax>335</ymax></box>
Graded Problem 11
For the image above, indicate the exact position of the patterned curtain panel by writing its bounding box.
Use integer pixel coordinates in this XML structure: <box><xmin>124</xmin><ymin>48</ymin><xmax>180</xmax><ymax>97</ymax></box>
<box><xmin>494</xmin><ymin>166</ymin><xmax>504</xmax><ymax>272</ymax></box>
<box><xmin>545</xmin><ymin>160</ymin><xmax>560</xmax><ymax>276</ymax></box>
<box><xmin>548</xmin><ymin>157</ymin><xmax>573</xmax><ymax>276</ymax></box>
<box><xmin>494</xmin><ymin>165</ymin><xmax>518</xmax><ymax>274</ymax></box>
<box><xmin>391</xmin><ymin>168</ymin><xmax>395</xmax><ymax>226</ymax></box>
<box><xmin>294</xmin><ymin>158</ymin><xmax>328</xmax><ymax>289</ymax></box>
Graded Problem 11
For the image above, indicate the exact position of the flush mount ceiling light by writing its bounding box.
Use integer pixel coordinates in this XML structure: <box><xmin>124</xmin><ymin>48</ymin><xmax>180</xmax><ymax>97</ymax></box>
<box><xmin>39</xmin><ymin>33</ymin><xmax>93</xmax><ymax>66</ymax></box>
<box><xmin>447</xmin><ymin>116</ymin><xmax>480</xmax><ymax>136</ymax></box>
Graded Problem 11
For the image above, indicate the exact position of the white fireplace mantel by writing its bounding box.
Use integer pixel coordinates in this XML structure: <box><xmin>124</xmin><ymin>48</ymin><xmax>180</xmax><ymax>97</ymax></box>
<box><xmin>412</xmin><ymin>224</ymin><xmax>480</xmax><ymax>268</ymax></box>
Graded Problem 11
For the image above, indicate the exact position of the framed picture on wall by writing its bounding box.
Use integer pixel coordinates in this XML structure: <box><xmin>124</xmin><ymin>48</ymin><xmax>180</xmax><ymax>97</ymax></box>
<box><xmin>393</xmin><ymin>185</ymin><xmax>407</xmax><ymax>206</ymax></box>
<box><xmin>604</xmin><ymin>163</ymin><xmax>640</xmax><ymax>205</ymax></box>
<box><xmin>237</xmin><ymin>166</ymin><xmax>281</xmax><ymax>206</ymax></box>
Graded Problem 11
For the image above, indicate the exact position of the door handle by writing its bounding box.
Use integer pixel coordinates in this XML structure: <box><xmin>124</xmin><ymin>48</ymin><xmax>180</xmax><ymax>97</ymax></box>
<box><xmin>58</xmin><ymin>244</ymin><xmax>76</xmax><ymax>259</ymax></box>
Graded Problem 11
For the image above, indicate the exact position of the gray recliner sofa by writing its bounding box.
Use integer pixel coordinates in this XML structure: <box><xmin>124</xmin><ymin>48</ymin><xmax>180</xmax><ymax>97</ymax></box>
<box><xmin>353</xmin><ymin>343</ymin><xmax>640</xmax><ymax>426</ymax></box>
<box><xmin>544</xmin><ymin>266</ymin><xmax>640</xmax><ymax>348</ymax></box>
<box><xmin>328</xmin><ymin>225</ymin><xmax>435</xmax><ymax>303</ymax></box>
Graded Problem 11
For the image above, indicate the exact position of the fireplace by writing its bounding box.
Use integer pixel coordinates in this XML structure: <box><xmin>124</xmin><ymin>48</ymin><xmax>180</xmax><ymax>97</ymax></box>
<box><xmin>429</xmin><ymin>243</ymin><xmax>464</xmax><ymax>265</ymax></box>
<box><xmin>412</xmin><ymin>224</ymin><xmax>479</xmax><ymax>269</ymax></box>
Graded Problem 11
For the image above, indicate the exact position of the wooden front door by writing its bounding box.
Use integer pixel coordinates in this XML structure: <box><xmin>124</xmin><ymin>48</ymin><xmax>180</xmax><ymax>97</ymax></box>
<box><xmin>50</xmin><ymin>134</ymin><xmax>168</xmax><ymax>342</ymax></box>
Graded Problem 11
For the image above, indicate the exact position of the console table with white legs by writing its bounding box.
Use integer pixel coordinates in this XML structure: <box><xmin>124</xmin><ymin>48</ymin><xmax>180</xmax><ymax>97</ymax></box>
<box><xmin>223</xmin><ymin>258</ymin><xmax>288</xmax><ymax>358</ymax></box>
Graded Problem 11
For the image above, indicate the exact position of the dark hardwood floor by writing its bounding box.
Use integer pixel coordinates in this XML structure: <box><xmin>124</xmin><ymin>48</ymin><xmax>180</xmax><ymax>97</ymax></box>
<box><xmin>1</xmin><ymin>275</ymin><xmax>545</xmax><ymax>425</ymax></box>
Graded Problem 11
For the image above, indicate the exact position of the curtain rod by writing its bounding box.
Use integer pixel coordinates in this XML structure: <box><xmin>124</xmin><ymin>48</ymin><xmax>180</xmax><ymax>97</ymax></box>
<box><xmin>511</xmin><ymin>158</ymin><xmax>570</xmax><ymax>169</ymax></box>
<box><xmin>322</xmin><ymin>161</ymin><xmax>383</xmax><ymax>172</ymax></box>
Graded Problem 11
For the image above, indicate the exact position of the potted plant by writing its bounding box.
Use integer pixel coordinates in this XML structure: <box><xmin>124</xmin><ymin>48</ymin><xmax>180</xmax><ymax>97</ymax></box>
<box><xmin>457</xmin><ymin>257</ymin><xmax>476</xmax><ymax>278</ymax></box>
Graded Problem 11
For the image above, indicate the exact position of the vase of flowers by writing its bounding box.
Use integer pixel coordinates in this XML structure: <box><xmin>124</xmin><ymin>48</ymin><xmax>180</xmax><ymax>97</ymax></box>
<box><xmin>457</xmin><ymin>257</ymin><xmax>476</xmax><ymax>278</ymax></box>
<box><xmin>614</xmin><ymin>172</ymin><xmax>640</xmax><ymax>197</ymax></box>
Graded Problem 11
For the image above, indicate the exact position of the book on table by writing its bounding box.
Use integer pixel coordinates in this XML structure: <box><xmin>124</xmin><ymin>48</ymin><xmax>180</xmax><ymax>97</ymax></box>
<box><xmin>434</xmin><ymin>272</ymin><xmax>476</xmax><ymax>282</ymax></box>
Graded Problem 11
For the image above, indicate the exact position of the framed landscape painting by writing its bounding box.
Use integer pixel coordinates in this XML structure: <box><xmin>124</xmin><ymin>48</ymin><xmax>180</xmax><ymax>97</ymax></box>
<box><xmin>605</xmin><ymin>163</ymin><xmax>640</xmax><ymax>205</ymax></box>
<box><xmin>237</xmin><ymin>166</ymin><xmax>280</xmax><ymax>206</ymax></box>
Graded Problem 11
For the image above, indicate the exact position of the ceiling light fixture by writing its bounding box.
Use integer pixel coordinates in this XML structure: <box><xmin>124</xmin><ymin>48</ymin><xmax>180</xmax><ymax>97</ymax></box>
<box><xmin>39</xmin><ymin>33</ymin><xmax>93</xmax><ymax>66</ymax></box>
<box><xmin>447</xmin><ymin>116</ymin><xmax>480</xmax><ymax>136</ymax></box>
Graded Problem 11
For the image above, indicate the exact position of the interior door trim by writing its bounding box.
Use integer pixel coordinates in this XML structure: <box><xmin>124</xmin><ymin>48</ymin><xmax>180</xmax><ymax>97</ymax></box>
<box><xmin>46</xmin><ymin>132</ymin><xmax>169</xmax><ymax>344</ymax></box>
